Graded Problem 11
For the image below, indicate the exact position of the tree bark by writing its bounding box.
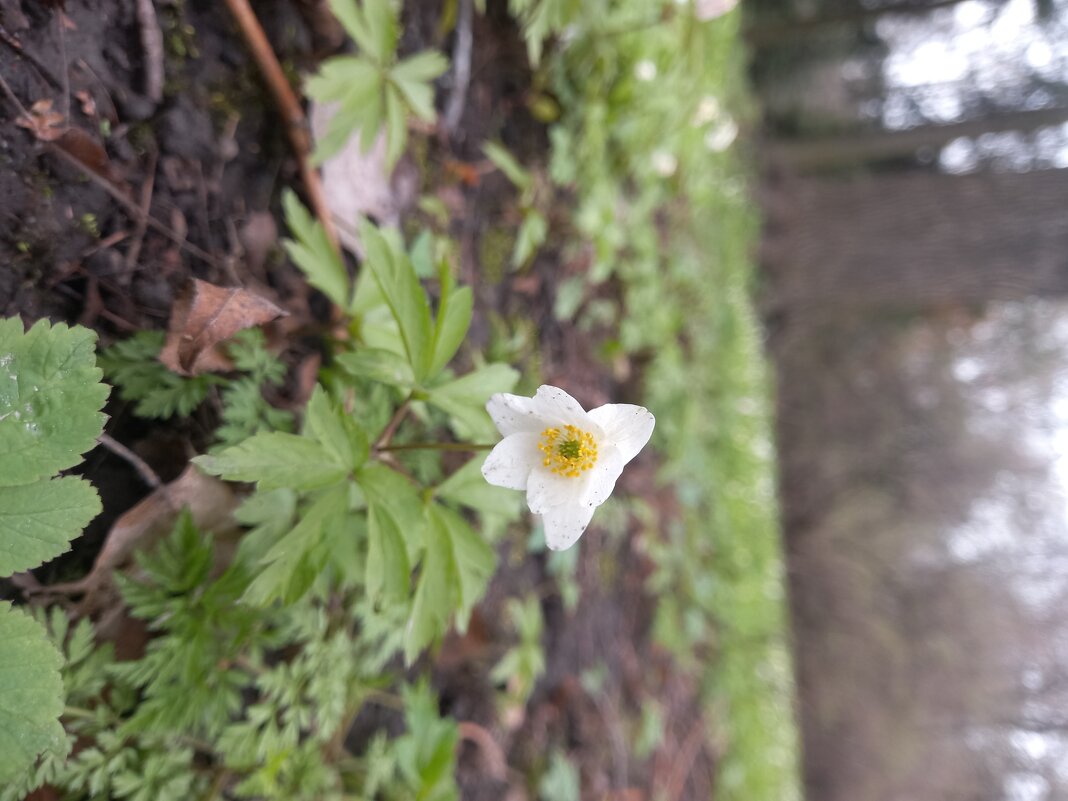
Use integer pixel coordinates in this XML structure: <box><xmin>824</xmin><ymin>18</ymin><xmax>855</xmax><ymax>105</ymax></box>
<box><xmin>762</xmin><ymin>167</ymin><xmax>1068</xmax><ymax>314</ymax></box>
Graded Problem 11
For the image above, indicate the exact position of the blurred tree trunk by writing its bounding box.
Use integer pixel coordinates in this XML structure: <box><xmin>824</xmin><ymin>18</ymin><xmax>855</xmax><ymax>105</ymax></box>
<box><xmin>744</xmin><ymin>0</ymin><xmax>989</xmax><ymax>47</ymax></box>
<box><xmin>766</xmin><ymin>106</ymin><xmax>1068</xmax><ymax>171</ymax></box>
<box><xmin>763</xmin><ymin>167</ymin><xmax>1068</xmax><ymax>314</ymax></box>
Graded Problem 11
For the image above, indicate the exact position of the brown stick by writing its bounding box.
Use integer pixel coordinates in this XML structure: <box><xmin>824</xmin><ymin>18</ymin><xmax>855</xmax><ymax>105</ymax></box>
<box><xmin>135</xmin><ymin>0</ymin><xmax>165</xmax><ymax>104</ymax></box>
<box><xmin>221</xmin><ymin>0</ymin><xmax>340</xmax><ymax>253</ymax></box>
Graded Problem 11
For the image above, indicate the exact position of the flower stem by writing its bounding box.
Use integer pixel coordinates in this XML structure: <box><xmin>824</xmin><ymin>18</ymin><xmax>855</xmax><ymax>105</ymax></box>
<box><xmin>378</xmin><ymin>441</ymin><xmax>494</xmax><ymax>452</ymax></box>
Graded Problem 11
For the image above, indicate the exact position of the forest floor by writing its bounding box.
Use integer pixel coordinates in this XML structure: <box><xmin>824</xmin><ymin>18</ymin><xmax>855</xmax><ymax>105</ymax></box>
<box><xmin>0</xmin><ymin>1</ymin><xmax>724</xmax><ymax>799</ymax></box>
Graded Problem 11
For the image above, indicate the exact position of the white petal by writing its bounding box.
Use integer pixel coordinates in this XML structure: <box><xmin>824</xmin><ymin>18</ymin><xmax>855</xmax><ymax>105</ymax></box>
<box><xmin>526</xmin><ymin>468</ymin><xmax>585</xmax><ymax>514</ymax></box>
<box><xmin>587</xmin><ymin>403</ymin><xmax>655</xmax><ymax>464</ymax></box>
<box><xmin>481</xmin><ymin>432</ymin><xmax>541</xmax><ymax>490</ymax></box>
<box><xmin>486</xmin><ymin>393</ymin><xmax>543</xmax><ymax>437</ymax></box>
<box><xmin>582</xmin><ymin>447</ymin><xmax>625</xmax><ymax>508</ymax></box>
<box><xmin>532</xmin><ymin>385</ymin><xmax>593</xmax><ymax>430</ymax></box>
<box><xmin>541</xmin><ymin>503</ymin><xmax>597</xmax><ymax>551</ymax></box>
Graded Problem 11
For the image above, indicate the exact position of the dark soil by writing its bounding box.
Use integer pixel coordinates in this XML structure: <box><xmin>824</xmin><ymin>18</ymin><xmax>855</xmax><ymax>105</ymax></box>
<box><xmin>0</xmin><ymin>1</ymin><xmax>714</xmax><ymax>797</ymax></box>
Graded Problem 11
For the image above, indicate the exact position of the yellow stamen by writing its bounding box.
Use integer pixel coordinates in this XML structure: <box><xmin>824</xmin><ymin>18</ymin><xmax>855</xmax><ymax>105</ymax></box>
<box><xmin>538</xmin><ymin>425</ymin><xmax>598</xmax><ymax>478</ymax></box>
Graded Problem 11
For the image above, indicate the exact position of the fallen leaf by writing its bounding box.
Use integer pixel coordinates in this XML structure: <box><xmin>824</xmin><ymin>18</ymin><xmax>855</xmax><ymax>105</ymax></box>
<box><xmin>16</xmin><ymin>98</ymin><xmax>65</xmax><ymax>141</ymax></box>
<box><xmin>310</xmin><ymin>101</ymin><xmax>413</xmax><ymax>256</ymax></box>
<box><xmin>54</xmin><ymin>128</ymin><xmax>113</xmax><ymax>180</ymax></box>
<box><xmin>43</xmin><ymin>465</ymin><xmax>239</xmax><ymax>604</ymax></box>
<box><xmin>160</xmin><ymin>278</ymin><xmax>286</xmax><ymax>375</ymax></box>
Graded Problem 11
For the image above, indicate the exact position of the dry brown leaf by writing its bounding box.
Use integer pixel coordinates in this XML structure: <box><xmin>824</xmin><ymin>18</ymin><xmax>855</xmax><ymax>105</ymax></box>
<box><xmin>44</xmin><ymin>465</ymin><xmax>239</xmax><ymax>604</ymax></box>
<box><xmin>75</xmin><ymin>89</ymin><xmax>97</xmax><ymax>117</ymax></box>
<box><xmin>54</xmin><ymin>128</ymin><xmax>113</xmax><ymax>180</ymax></box>
<box><xmin>16</xmin><ymin>98</ymin><xmax>65</xmax><ymax>141</ymax></box>
<box><xmin>160</xmin><ymin>278</ymin><xmax>286</xmax><ymax>375</ymax></box>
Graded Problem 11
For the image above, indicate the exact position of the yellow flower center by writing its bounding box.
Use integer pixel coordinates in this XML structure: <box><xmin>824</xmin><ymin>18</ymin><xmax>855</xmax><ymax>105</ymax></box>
<box><xmin>539</xmin><ymin>425</ymin><xmax>598</xmax><ymax>478</ymax></box>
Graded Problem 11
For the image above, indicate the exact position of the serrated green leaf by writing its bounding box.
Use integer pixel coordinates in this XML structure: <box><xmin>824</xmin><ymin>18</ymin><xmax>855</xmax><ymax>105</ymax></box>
<box><xmin>0</xmin><ymin>477</ymin><xmax>101</xmax><ymax>577</ymax></box>
<box><xmin>360</xmin><ymin>221</ymin><xmax>434</xmax><ymax>381</ymax></box>
<box><xmin>428</xmin><ymin>284</ymin><xmax>472</xmax><ymax>379</ymax></box>
<box><xmin>282</xmin><ymin>190</ymin><xmax>351</xmax><ymax>309</ymax></box>
<box><xmin>242</xmin><ymin>484</ymin><xmax>349</xmax><ymax>606</ymax></box>
<box><xmin>404</xmin><ymin>507</ymin><xmax>453</xmax><ymax>663</ymax></box>
<box><xmin>390</xmin><ymin>52</ymin><xmax>447</xmax><ymax>122</ymax></box>
<box><xmin>427</xmin><ymin>363</ymin><xmax>520</xmax><ymax>437</ymax></box>
<box><xmin>0</xmin><ymin>318</ymin><xmax>108</xmax><ymax>486</ymax></box>
<box><xmin>362</xmin><ymin>0</ymin><xmax>399</xmax><ymax>63</ymax></box>
<box><xmin>433</xmin><ymin>504</ymin><xmax>495</xmax><ymax>628</ymax></box>
<box><xmin>366</xmin><ymin>503</ymin><xmax>410</xmax><ymax>602</ymax></box>
<box><xmin>194</xmin><ymin>432</ymin><xmax>347</xmax><ymax>491</ymax></box>
<box><xmin>336</xmin><ymin>348</ymin><xmax>416</xmax><ymax>388</ymax></box>
<box><xmin>304</xmin><ymin>385</ymin><xmax>370</xmax><ymax>471</ymax></box>
<box><xmin>436</xmin><ymin>455</ymin><xmax>519</xmax><ymax>517</ymax></box>
<box><xmin>357</xmin><ymin>463</ymin><xmax>425</xmax><ymax>551</ymax></box>
<box><xmin>0</xmin><ymin>603</ymin><xmax>68</xmax><ymax>784</ymax></box>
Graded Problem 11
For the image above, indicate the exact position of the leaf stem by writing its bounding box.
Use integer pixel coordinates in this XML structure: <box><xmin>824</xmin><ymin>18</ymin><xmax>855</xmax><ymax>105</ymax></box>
<box><xmin>373</xmin><ymin>396</ymin><xmax>412</xmax><ymax>452</ymax></box>
<box><xmin>378</xmin><ymin>441</ymin><xmax>494</xmax><ymax>452</ymax></box>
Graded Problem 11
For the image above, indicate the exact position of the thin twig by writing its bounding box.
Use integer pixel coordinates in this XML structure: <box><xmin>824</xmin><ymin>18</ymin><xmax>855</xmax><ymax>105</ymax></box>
<box><xmin>125</xmin><ymin>147</ymin><xmax>157</xmax><ymax>269</ymax></box>
<box><xmin>55</xmin><ymin>8</ymin><xmax>70</xmax><ymax>124</ymax></box>
<box><xmin>97</xmin><ymin>433</ymin><xmax>163</xmax><ymax>490</ymax></box>
<box><xmin>46</xmin><ymin>142</ymin><xmax>221</xmax><ymax>267</ymax></box>
<box><xmin>0</xmin><ymin>69</ymin><xmax>31</xmax><ymax>120</ymax></box>
<box><xmin>0</xmin><ymin>24</ymin><xmax>63</xmax><ymax>89</ymax></box>
<box><xmin>136</xmin><ymin>0</ymin><xmax>165</xmax><ymax>104</ymax></box>
<box><xmin>221</xmin><ymin>0</ymin><xmax>340</xmax><ymax>253</ymax></box>
<box><xmin>443</xmin><ymin>0</ymin><xmax>473</xmax><ymax>135</ymax></box>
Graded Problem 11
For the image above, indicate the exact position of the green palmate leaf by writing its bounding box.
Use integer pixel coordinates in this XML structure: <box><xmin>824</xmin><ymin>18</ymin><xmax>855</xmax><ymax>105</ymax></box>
<box><xmin>366</xmin><ymin>503</ymin><xmax>410</xmax><ymax>602</ymax></box>
<box><xmin>0</xmin><ymin>477</ymin><xmax>101</xmax><ymax>577</ymax></box>
<box><xmin>360</xmin><ymin>221</ymin><xmax>434</xmax><ymax>381</ymax></box>
<box><xmin>404</xmin><ymin>507</ymin><xmax>452</xmax><ymax>664</ymax></box>
<box><xmin>436</xmin><ymin>455</ymin><xmax>520</xmax><ymax>517</ymax></box>
<box><xmin>396</xmin><ymin>682</ymin><xmax>459</xmax><ymax>801</ymax></box>
<box><xmin>428</xmin><ymin>279</ymin><xmax>473</xmax><ymax>379</ymax></box>
<box><xmin>194</xmin><ymin>432</ymin><xmax>348</xmax><ymax>491</ymax></box>
<box><xmin>433</xmin><ymin>504</ymin><xmax>495</xmax><ymax>628</ymax></box>
<box><xmin>357</xmin><ymin>463</ymin><xmax>424</xmax><ymax>550</ymax></box>
<box><xmin>0</xmin><ymin>603</ymin><xmax>68</xmax><ymax>784</ymax></box>
<box><xmin>242</xmin><ymin>484</ymin><xmax>350</xmax><ymax>606</ymax></box>
<box><xmin>0</xmin><ymin>318</ymin><xmax>108</xmax><ymax>486</ymax></box>
<box><xmin>282</xmin><ymin>190</ymin><xmax>351</xmax><ymax>309</ymax></box>
<box><xmin>304</xmin><ymin>385</ymin><xmax>370</xmax><ymax>471</ymax></box>
<box><xmin>336</xmin><ymin>348</ymin><xmax>416</xmax><ymax>388</ymax></box>
<box><xmin>404</xmin><ymin>503</ymin><xmax>495</xmax><ymax>662</ymax></box>
<box><xmin>391</xmin><ymin>52</ymin><xmax>448</xmax><ymax>121</ymax></box>
<box><xmin>427</xmin><ymin>363</ymin><xmax>520</xmax><ymax>437</ymax></box>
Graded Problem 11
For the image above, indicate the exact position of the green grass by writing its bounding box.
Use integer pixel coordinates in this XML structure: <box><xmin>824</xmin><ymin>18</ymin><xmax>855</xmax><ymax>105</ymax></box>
<box><xmin>541</xmin><ymin>3</ymin><xmax>801</xmax><ymax>798</ymax></box>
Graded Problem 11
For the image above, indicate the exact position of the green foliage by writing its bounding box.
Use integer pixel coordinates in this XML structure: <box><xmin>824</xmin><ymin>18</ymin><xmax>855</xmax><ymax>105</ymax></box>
<box><xmin>538</xmin><ymin>750</ymin><xmax>581</xmax><ymax>801</ymax></box>
<box><xmin>307</xmin><ymin>0</ymin><xmax>448</xmax><ymax>167</ymax></box>
<box><xmin>484</xmin><ymin>141</ymin><xmax>548</xmax><ymax>269</ymax></box>
<box><xmin>98</xmin><ymin>331</ymin><xmax>212</xmax><ymax>418</ymax></box>
<box><xmin>101</xmin><ymin>327</ymin><xmax>293</xmax><ymax>447</ymax></box>
<box><xmin>491</xmin><ymin>596</ymin><xmax>546</xmax><ymax>713</ymax></box>
<box><xmin>536</xmin><ymin>2</ymin><xmax>802</xmax><ymax>798</ymax></box>
<box><xmin>509</xmin><ymin>0</ymin><xmax>582</xmax><ymax>66</ymax></box>
<box><xmin>0</xmin><ymin>317</ymin><xmax>107</xmax><ymax>781</ymax></box>
<box><xmin>0</xmin><ymin>604</ymin><xmax>68</xmax><ymax>784</ymax></box>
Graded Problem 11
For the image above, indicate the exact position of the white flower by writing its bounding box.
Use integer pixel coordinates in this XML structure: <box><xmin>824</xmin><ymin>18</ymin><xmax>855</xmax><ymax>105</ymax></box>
<box><xmin>634</xmin><ymin>59</ymin><xmax>658</xmax><ymax>82</ymax></box>
<box><xmin>705</xmin><ymin>116</ymin><xmax>738</xmax><ymax>152</ymax></box>
<box><xmin>651</xmin><ymin>150</ymin><xmax>678</xmax><ymax>177</ymax></box>
<box><xmin>482</xmin><ymin>386</ymin><xmax>655</xmax><ymax>551</ymax></box>
<box><xmin>692</xmin><ymin>95</ymin><xmax>722</xmax><ymax>126</ymax></box>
